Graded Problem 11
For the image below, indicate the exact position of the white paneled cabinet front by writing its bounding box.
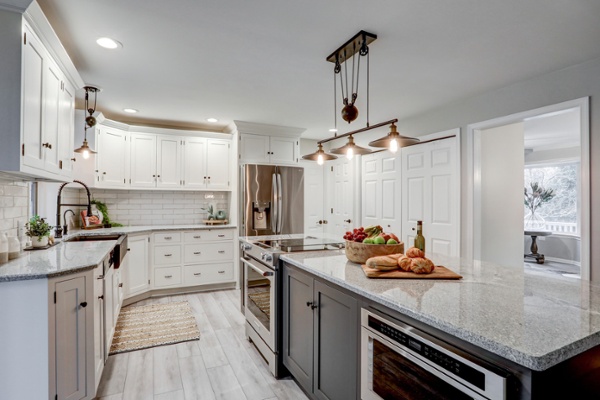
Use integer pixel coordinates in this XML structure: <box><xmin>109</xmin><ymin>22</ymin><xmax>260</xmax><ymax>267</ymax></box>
<box><xmin>96</xmin><ymin>126</ymin><xmax>129</xmax><ymax>187</ymax></box>
<box><xmin>124</xmin><ymin>235</ymin><xmax>150</xmax><ymax>298</ymax></box>
<box><xmin>157</xmin><ymin>135</ymin><xmax>182</xmax><ymax>188</ymax></box>
<box><xmin>129</xmin><ymin>133</ymin><xmax>157</xmax><ymax>188</ymax></box>
<box><xmin>58</xmin><ymin>80</ymin><xmax>76</xmax><ymax>176</ymax></box>
<box><xmin>182</xmin><ymin>137</ymin><xmax>207</xmax><ymax>188</ymax></box>
<box><xmin>206</xmin><ymin>139</ymin><xmax>231</xmax><ymax>189</ymax></box>
<box><xmin>240</xmin><ymin>133</ymin><xmax>298</xmax><ymax>164</ymax></box>
<box><xmin>361</xmin><ymin>152</ymin><xmax>402</xmax><ymax>234</ymax></box>
<box><xmin>182</xmin><ymin>138</ymin><xmax>231</xmax><ymax>190</ymax></box>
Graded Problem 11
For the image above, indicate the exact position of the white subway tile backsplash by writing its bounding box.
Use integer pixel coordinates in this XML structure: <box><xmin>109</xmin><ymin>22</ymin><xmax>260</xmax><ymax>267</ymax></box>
<box><xmin>0</xmin><ymin>181</ymin><xmax>30</xmax><ymax>237</ymax></box>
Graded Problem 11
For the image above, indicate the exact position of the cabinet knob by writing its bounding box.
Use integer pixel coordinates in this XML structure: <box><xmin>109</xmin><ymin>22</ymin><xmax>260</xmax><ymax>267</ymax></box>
<box><xmin>70</xmin><ymin>158</ymin><xmax>76</xmax><ymax>162</ymax></box>
<box><xmin>344</xmin><ymin>219</ymin><xmax>352</xmax><ymax>223</ymax></box>
<box><xmin>80</xmin><ymin>301</ymin><xmax>88</xmax><ymax>308</ymax></box>
<box><xmin>306</xmin><ymin>301</ymin><xmax>318</xmax><ymax>309</ymax></box>
<box><xmin>118</xmin><ymin>283</ymin><xmax>123</xmax><ymax>288</ymax></box>
<box><xmin>42</xmin><ymin>142</ymin><xmax>52</xmax><ymax>149</ymax></box>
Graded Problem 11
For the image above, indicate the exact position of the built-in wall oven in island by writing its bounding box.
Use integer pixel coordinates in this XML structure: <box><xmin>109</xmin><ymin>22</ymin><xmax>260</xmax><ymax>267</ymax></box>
<box><xmin>361</xmin><ymin>308</ymin><xmax>511</xmax><ymax>400</ymax></box>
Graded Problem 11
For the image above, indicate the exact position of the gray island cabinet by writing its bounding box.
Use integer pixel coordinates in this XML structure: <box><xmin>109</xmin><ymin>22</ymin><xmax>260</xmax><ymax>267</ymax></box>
<box><xmin>282</xmin><ymin>264</ymin><xmax>359</xmax><ymax>400</ymax></box>
<box><xmin>281</xmin><ymin>250</ymin><xmax>600</xmax><ymax>400</ymax></box>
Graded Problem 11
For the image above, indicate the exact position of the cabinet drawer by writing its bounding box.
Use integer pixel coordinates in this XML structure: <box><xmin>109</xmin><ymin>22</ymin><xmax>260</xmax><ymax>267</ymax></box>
<box><xmin>183</xmin><ymin>263</ymin><xmax>234</xmax><ymax>286</ymax></box>
<box><xmin>184</xmin><ymin>229</ymin><xmax>233</xmax><ymax>242</ymax></box>
<box><xmin>154</xmin><ymin>266</ymin><xmax>182</xmax><ymax>288</ymax></box>
<box><xmin>154</xmin><ymin>232</ymin><xmax>181</xmax><ymax>243</ymax></box>
<box><xmin>153</xmin><ymin>244</ymin><xmax>182</xmax><ymax>265</ymax></box>
<box><xmin>184</xmin><ymin>242</ymin><xmax>233</xmax><ymax>264</ymax></box>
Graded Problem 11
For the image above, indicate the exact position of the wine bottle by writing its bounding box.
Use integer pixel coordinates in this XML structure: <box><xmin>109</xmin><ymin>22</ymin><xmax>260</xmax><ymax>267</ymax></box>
<box><xmin>414</xmin><ymin>220</ymin><xmax>425</xmax><ymax>253</ymax></box>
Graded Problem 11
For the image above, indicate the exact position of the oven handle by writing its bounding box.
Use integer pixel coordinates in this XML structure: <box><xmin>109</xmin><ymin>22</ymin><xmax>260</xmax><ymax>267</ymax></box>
<box><xmin>240</xmin><ymin>257</ymin><xmax>274</xmax><ymax>277</ymax></box>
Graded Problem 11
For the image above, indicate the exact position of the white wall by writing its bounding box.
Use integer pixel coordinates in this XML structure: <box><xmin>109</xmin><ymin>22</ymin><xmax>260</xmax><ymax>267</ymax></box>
<box><xmin>476</xmin><ymin>122</ymin><xmax>524</xmax><ymax>267</ymax></box>
<box><xmin>395</xmin><ymin>56</ymin><xmax>600</xmax><ymax>281</ymax></box>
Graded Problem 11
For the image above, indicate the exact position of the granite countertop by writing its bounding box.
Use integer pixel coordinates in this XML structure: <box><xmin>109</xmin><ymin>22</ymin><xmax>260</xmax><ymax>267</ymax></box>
<box><xmin>0</xmin><ymin>224</ymin><xmax>237</xmax><ymax>282</ymax></box>
<box><xmin>281</xmin><ymin>250</ymin><xmax>600</xmax><ymax>372</ymax></box>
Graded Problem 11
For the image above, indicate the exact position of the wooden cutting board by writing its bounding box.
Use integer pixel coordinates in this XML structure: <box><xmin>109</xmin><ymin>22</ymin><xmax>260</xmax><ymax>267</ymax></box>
<box><xmin>361</xmin><ymin>264</ymin><xmax>462</xmax><ymax>279</ymax></box>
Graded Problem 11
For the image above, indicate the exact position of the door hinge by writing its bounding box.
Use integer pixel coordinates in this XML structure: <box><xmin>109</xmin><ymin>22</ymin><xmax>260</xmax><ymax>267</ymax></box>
<box><xmin>331</xmin><ymin>166</ymin><xmax>333</xmax><ymax>172</ymax></box>
<box><xmin>148</xmin><ymin>279</ymin><xmax>151</xmax><ymax>284</ymax></box>
<box><xmin>59</xmin><ymin>160</ymin><xmax>63</xmax><ymax>169</ymax></box>
<box><xmin>129</xmin><ymin>179</ymin><xmax>131</xmax><ymax>183</ymax></box>
<box><xmin>124</xmin><ymin>179</ymin><xmax>126</xmax><ymax>183</ymax></box>
<box><xmin>21</xmin><ymin>144</ymin><xmax>25</xmax><ymax>156</ymax></box>
<box><xmin>53</xmin><ymin>291</ymin><xmax>56</xmax><ymax>304</ymax></box>
<box><xmin>228</xmin><ymin>181</ymin><xmax>230</xmax><ymax>186</ymax></box>
<box><xmin>331</xmin><ymin>208</ymin><xmax>333</xmax><ymax>214</ymax></box>
<box><xmin>23</xmin><ymin>32</ymin><xmax>26</xmax><ymax>45</ymax></box>
<box><xmin>147</xmin><ymin>237</ymin><xmax>150</xmax><ymax>243</ymax></box>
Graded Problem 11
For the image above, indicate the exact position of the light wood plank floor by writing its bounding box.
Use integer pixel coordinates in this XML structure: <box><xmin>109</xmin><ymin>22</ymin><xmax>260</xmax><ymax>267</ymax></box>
<box><xmin>95</xmin><ymin>289</ymin><xmax>308</xmax><ymax>400</ymax></box>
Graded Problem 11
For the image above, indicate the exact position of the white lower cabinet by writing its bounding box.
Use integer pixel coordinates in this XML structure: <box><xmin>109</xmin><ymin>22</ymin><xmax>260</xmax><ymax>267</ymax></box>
<box><xmin>124</xmin><ymin>234</ymin><xmax>150</xmax><ymax>298</ymax></box>
<box><xmin>149</xmin><ymin>228</ymin><xmax>236</xmax><ymax>291</ymax></box>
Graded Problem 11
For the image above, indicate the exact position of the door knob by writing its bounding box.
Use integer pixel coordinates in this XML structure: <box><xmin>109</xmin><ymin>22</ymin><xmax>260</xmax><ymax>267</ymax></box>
<box><xmin>80</xmin><ymin>301</ymin><xmax>88</xmax><ymax>308</ymax></box>
<box><xmin>344</xmin><ymin>219</ymin><xmax>352</xmax><ymax>223</ymax></box>
<box><xmin>306</xmin><ymin>301</ymin><xmax>318</xmax><ymax>310</ymax></box>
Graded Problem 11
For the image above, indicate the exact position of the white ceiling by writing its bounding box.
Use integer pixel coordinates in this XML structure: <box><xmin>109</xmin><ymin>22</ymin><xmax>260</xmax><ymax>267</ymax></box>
<box><xmin>37</xmin><ymin>0</ymin><xmax>600</xmax><ymax>139</ymax></box>
<box><xmin>524</xmin><ymin>108</ymin><xmax>580</xmax><ymax>152</ymax></box>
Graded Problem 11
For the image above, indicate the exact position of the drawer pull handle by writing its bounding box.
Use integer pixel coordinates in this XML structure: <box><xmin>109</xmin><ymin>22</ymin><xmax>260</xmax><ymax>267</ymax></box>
<box><xmin>193</xmin><ymin>235</ymin><xmax>201</xmax><ymax>239</ymax></box>
<box><xmin>165</xmin><ymin>275</ymin><xmax>173</xmax><ymax>278</ymax></box>
<box><xmin>193</xmin><ymin>273</ymin><xmax>201</xmax><ymax>276</ymax></box>
<box><xmin>218</xmin><ymin>250</ymin><xmax>225</xmax><ymax>254</ymax></box>
<box><xmin>165</xmin><ymin>254</ymin><xmax>173</xmax><ymax>257</ymax></box>
<box><xmin>97</xmin><ymin>275</ymin><xmax>104</xmax><ymax>280</ymax></box>
<box><xmin>218</xmin><ymin>234</ymin><xmax>225</xmax><ymax>237</ymax></box>
<box><xmin>194</xmin><ymin>252</ymin><xmax>201</xmax><ymax>255</ymax></box>
<box><xmin>218</xmin><ymin>270</ymin><xmax>225</xmax><ymax>274</ymax></box>
<box><xmin>164</xmin><ymin>236</ymin><xmax>172</xmax><ymax>240</ymax></box>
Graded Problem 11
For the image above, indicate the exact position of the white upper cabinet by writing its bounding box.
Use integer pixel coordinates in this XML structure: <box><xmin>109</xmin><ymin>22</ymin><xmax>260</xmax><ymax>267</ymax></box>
<box><xmin>182</xmin><ymin>137</ymin><xmax>207</xmax><ymax>189</ymax></box>
<box><xmin>235</xmin><ymin>120</ymin><xmax>305</xmax><ymax>166</ymax></box>
<box><xmin>15</xmin><ymin>20</ymin><xmax>80</xmax><ymax>181</ymax></box>
<box><xmin>96</xmin><ymin>125</ymin><xmax>129</xmax><ymax>188</ymax></box>
<box><xmin>157</xmin><ymin>135</ymin><xmax>182</xmax><ymax>188</ymax></box>
<box><xmin>206</xmin><ymin>139</ymin><xmax>231</xmax><ymax>189</ymax></box>
<box><xmin>130</xmin><ymin>133</ymin><xmax>157</xmax><ymax>188</ymax></box>
<box><xmin>240</xmin><ymin>134</ymin><xmax>298</xmax><ymax>165</ymax></box>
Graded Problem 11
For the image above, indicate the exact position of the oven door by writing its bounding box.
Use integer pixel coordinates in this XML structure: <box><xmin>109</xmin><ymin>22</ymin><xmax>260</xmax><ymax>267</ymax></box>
<box><xmin>242</xmin><ymin>257</ymin><xmax>275</xmax><ymax>350</ymax></box>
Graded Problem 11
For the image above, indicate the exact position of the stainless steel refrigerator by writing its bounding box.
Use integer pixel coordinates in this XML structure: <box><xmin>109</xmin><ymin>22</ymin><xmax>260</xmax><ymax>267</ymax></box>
<box><xmin>240</xmin><ymin>164</ymin><xmax>304</xmax><ymax>237</ymax></box>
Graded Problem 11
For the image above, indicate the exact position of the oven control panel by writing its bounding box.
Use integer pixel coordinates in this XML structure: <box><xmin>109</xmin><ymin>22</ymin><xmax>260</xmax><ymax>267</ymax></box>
<box><xmin>368</xmin><ymin>316</ymin><xmax>485</xmax><ymax>390</ymax></box>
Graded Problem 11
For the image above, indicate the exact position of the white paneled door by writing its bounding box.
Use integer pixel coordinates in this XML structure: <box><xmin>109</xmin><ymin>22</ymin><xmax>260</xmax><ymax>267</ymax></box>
<box><xmin>327</xmin><ymin>157</ymin><xmax>357</xmax><ymax>237</ymax></box>
<box><xmin>303</xmin><ymin>162</ymin><xmax>325</xmax><ymax>235</ymax></box>
<box><xmin>361</xmin><ymin>151</ymin><xmax>402</xmax><ymax>235</ymax></box>
<box><xmin>402</xmin><ymin>134</ymin><xmax>460</xmax><ymax>257</ymax></box>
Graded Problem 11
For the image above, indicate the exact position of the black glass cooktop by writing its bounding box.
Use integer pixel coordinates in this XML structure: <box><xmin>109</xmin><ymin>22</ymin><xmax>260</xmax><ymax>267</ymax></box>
<box><xmin>254</xmin><ymin>237</ymin><xmax>345</xmax><ymax>252</ymax></box>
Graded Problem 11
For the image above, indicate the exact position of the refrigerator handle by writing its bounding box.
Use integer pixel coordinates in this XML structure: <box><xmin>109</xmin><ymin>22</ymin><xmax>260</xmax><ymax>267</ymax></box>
<box><xmin>276</xmin><ymin>173</ymin><xmax>283</xmax><ymax>233</ymax></box>
<box><xmin>271</xmin><ymin>173</ymin><xmax>278</xmax><ymax>233</ymax></box>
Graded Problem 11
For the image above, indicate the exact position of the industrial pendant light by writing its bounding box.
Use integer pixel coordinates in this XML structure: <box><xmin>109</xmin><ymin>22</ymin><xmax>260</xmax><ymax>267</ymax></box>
<box><xmin>74</xmin><ymin>86</ymin><xmax>100</xmax><ymax>159</ymax></box>
<box><xmin>301</xmin><ymin>143</ymin><xmax>338</xmax><ymax>165</ymax></box>
<box><xmin>368</xmin><ymin>123</ymin><xmax>419</xmax><ymax>153</ymax></box>
<box><xmin>330</xmin><ymin>135</ymin><xmax>371</xmax><ymax>159</ymax></box>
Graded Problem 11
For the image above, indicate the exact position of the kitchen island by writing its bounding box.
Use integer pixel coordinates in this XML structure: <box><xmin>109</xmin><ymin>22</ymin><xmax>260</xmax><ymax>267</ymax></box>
<box><xmin>280</xmin><ymin>249</ymin><xmax>600</xmax><ymax>399</ymax></box>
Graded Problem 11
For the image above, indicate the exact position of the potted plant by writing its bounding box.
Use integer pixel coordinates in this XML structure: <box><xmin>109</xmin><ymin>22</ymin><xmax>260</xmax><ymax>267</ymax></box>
<box><xmin>524</xmin><ymin>182</ymin><xmax>555</xmax><ymax>230</ymax></box>
<box><xmin>25</xmin><ymin>215</ymin><xmax>52</xmax><ymax>247</ymax></box>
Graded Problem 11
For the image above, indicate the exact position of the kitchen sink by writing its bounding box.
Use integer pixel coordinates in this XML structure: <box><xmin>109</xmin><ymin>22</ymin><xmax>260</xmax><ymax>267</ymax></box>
<box><xmin>64</xmin><ymin>234</ymin><xmax>122</xmax><ymax>242</ymax></box>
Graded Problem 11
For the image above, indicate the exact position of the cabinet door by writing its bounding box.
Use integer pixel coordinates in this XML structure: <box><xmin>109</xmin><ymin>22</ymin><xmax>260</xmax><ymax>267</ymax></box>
<box><xmin>206</xmin><ymin>139</ymin><xmax>230</xmax><ymax>190</ymax></box>
<box><xmin>58</xmin><ymin>80</ymin><xmax>75</xmax><ymax>177</ymax></box>
<box><xmin>240</xmin><ymin>134</ymin><xmax>270</xmax><ymax>164</ymax></box>
<box><xmin>124</xmin><ymin>235</ymin><xmax>150</xmax><ymax>297</ymax></box>
<box><xmin>157</xmin><ymin>135</ymin><xmax>182</xmax><ymax>188</ymax></box>
<box><xmin>21</xmin><ymin>24</ymin><xmax>45</xmax><ymax>170</ymax></box>
<box><xmin>282</xmin><ymin>266</ymin><xmax>314</xmax><ymax>392</ymax></box>
<box><xmin>270</xmin><ymin>136</ymin><xmax>298</xmax><ymax>165</ymax></box>
<box><xmin>93</xmin><ymin>266</ymin><xmax>104</xmax><ymax>389</ymax></box>
<box><xmin>104</xmin><ymin>266</ymin><xmax>115</xmax><ymax>358</ymax></box>
<box><xmin>55</xmin><ymin>276</ymin><xmax>87</xmax><ymax>400</ymax></box>
<box><xmin>130</xmin><ymin>133</ymin><xmax>157</xmax><ymax>188</ymax></box>
<box><xmin>313</xmin><ymin>280</ymin><xmax>358</xmax><ymax>400</ymax></box>
<box><xmin>97</xmin><ymin>126</ymin><xmax>128</xmax><ymax>187</ymax></box>
<box><xmin>42</xmin><ymin>58</ymin><xmax>62</xmax><ymax>174</ymax></box>
<box><xmin>182</xmin><ymin>137</ymin><xmax>207</xmax><ymax>189</ymax></box>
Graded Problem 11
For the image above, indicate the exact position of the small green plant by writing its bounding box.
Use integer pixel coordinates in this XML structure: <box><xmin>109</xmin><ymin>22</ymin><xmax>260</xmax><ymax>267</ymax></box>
<box><xmin>91</xmin><ymin>199</ymin><xmax>123</xmax><ymax>227</ymax></box>
<box><xmin>25</xmin><ymin>215</ymin><xmax>51</xmax><ymax>241</ymax></box>
<box><xmin>524</xmin><ymin>182</ymin><xmax>555</xmax><ymax>214</ymax></box>
<box><xmin>201</xmin><ymin>205</ymin><xmax>215</xmax><ymax>220</ymax></box>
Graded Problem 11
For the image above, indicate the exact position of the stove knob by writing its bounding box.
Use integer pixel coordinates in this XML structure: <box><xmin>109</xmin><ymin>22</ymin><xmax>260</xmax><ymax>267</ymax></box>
<box><xmin>261</xmin><ymin>253</ymin><xmax>273</xmax><ymax>262</ymax></box>
<box><xmin>242</xmin><ymin>243</ymin><xmax>252</xmax><ymax>251</ymax></box>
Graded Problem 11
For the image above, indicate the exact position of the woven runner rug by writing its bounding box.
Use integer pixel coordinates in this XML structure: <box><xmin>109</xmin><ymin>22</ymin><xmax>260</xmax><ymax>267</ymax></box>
<box><xmin>248</xmin><ymin>291</ymin><xmax>271</xmax><ymax>318</ymax></box>
<box><xmin>109</xmin><ymin>301</ymin><xmax>200</xmax><ymax>355</ymax></box>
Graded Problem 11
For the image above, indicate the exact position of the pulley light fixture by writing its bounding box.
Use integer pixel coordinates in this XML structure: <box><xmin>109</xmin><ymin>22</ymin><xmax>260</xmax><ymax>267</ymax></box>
<box><xmin>74</xmin><ymin>85</ymin><xmax>100</xmax><ymax>159</ymax></box>
<box><xmin>302</xmin><ymin>31</ymin><xmax>419</xmax><ymax>163</ymax></box>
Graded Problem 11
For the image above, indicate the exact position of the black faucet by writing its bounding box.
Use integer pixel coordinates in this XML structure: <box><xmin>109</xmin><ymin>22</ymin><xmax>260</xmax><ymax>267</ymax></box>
<box><xmin>63</xmin><ymin>209</ymin><xmax>75</xmax><ymax>235</ymax></box>
<box><xmin>56</xmin><ymin>180</ymin><xmax>93</xmax><ymax>238</ymax></box>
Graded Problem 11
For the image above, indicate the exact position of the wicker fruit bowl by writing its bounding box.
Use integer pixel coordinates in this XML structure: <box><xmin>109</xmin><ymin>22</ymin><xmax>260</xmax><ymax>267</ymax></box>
<box><xmin>345</xmin><ymin>240</ymin><xmax>405</xmax><ymax>264</ymax></box>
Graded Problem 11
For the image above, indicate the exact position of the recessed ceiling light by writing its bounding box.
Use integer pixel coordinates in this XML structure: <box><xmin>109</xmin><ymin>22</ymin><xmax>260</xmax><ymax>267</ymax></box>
<box><xmin>123</xmin><ymin>108</ymin><xmax>138</xmax><ymax>114</ymax></box>
<box><xmin>206</xmin><ymin>118</ymin><xmax>218</xmax><ymax>123</ymax></box>
<box><xmin>329</xmin><ymin>128</ymin><xmax>338</xmax><ymax>133</ymax></box>
<box><xmin>96</xmin><ymin>37</ymin><xmax>122</xmax><ymax>49</ymax></box>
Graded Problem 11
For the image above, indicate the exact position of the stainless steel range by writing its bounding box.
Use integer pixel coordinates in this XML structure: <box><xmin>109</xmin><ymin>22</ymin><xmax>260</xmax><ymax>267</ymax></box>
<box><xmin>240</xmin><ymin>236</ymin><xmax>344</xmax><ymax>377</ymax></box>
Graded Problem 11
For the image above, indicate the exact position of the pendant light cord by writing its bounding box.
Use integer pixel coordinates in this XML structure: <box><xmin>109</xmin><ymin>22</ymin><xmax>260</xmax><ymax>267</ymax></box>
<box><xmin>367</xmin><ymin>51</ymin><xmax>370</xmax><ymax>127</ymax></box>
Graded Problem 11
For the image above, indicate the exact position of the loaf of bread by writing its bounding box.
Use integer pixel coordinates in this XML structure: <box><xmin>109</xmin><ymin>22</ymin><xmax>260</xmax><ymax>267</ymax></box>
<box><xmin>397</xmin><ymin>255</ymin><xmax>412</xmax><ymax>271</ymax></box>
<box><xmin>410</xmin><ymin>257</ymin><xmax>435</xmax><ymax>274</ymax></box>
<box><xmin>406</xmin><ymin>247</ymin><xmax>425</xmax><ymax>258</ymax></box>
<box><xmin>366</xmin><ymin>253</ymin><xmax>403</xmax><ymax>268</ymax></box>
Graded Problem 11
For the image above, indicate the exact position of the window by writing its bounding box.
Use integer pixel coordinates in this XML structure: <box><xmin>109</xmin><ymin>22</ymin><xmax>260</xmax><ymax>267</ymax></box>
<box><xmin>524</xmin><ymin>162</ymin><xmax>579</xmax><ymax>235</ymax></box>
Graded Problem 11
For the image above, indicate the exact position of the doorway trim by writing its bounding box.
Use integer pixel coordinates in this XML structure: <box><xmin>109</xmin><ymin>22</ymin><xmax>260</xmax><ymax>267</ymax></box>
<box><xmin>465</xmin><ymin>97</ymin><xmax>590</xmax><ymax>279</ymax></box>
